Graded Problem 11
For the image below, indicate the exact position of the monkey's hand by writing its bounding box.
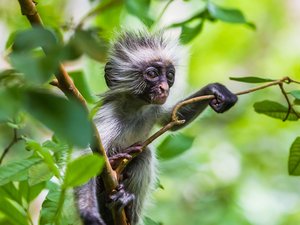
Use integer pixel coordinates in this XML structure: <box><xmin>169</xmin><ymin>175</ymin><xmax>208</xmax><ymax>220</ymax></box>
<box><xmin>109</xmin><ymin>143</ymin><xmax>143</xmax><ymax>170</ymax></box>
<box><xmin>106</xmin><ymin>183</ymin><xmax>135</xmax><ymax>213</ymax></box>
<box><xmin>208</xmin><ymin>83</ymin><xmax>238</xmax><ymax>113</ymax></box>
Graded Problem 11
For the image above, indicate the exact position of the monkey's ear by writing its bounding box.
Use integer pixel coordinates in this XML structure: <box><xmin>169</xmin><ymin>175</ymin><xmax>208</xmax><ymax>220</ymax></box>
<box><xmin>104</xmin><ymin>62</ymin><xmax>114</xmax><ymax>88</ymax></box>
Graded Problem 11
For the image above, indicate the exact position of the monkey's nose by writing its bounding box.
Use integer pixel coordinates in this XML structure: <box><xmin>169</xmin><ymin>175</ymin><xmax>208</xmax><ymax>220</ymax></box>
<box><xmin>159</xmin><ymin>82</ymin><xmax>169</xmax><ymax>94</ymax></box>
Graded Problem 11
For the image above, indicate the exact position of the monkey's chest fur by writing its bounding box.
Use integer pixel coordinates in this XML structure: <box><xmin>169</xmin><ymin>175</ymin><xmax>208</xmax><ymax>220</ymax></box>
<box><xmin>94</xmin><ymin>101</ymin><xmax>161</xmax><ymax>155</ymax></box>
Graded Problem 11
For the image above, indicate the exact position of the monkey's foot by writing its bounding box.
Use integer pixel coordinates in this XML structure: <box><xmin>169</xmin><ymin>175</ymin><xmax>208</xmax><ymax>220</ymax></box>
<box><xmin>107</xmin><ymin>184</ymin><xmax>135</xmax><ymax>212</ymax></box>
<box><xmin>109</xmin><ymin>143</ymin><xmax>143</xmax><ymax>170</ymax></box>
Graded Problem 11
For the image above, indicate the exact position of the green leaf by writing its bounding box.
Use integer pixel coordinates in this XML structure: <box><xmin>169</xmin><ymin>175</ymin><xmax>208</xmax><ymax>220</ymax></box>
<box><xmin>157</xmin><ymin>134</ymin><xmax>194</xmax><ymax>160</ymax></box>
<box><xmin>12</xmin><ymin>27</ymin><xmax>57</xmax><ymax>53</ymax></box>
<box><xmin>0</xmin><ymin>182</ymin><xmax>22</xmax><ymax>204</ymax></box>
<box><xmin>180</xmin><ymin>20</ymin><xmax>204</xmax><ymax>44</ymax></box>
<box><xmin>254</xmin><ymin>100</ymin><xmax>299</xmax><ymax>121</ymax></box>
<box><xmin>23</xmin><ymin>89</ymin><xmax>93</xmax><ymax>147</ymax></box>
<box><xmin>0</xmin><ymin>158</ymin><xmax>42</xmax><ymax>186</ymax></box>
<box><xmin>144</xmin><ymin>216</ymin><xmax>162</xmax><ymax>225</ymax></box>
<box><xmin>230</xmin><ymin>76</ymin><xmax>275</xmax><ymax>83</ymax></box>
<box><xmin>64</xmin><ymin>154</ymin><xmax>104</xmax><ymax>188</ymax></box>
<box><xmin>207</xmin><ymin>2</ymin><xmax>254</xmax><ymax>28</ymax></box>
<box><xmin>9</xmin><ymin>52</ymin><xmax>58</xmax><ymax>84</ymax></box>
<box><xmin>28</xmin><ymin>162</ymin><xmax>53</xmax><ymax>186</ymax></box>
<box><xmin>9</xmin><ymin>28</ymin><xmax>63</xmax><ymax>84</ymax></box>
<box><xmin>0</xmin><ymin>87</ymin><xmax>23</xmax><ymax>122</ymax></box>
<box><xmin>294</xmin><ymin>99</ymin><xmax>300</xmax><ymax>105</ymax></box>
<box><xmin>289</xmin><ymin>137</ymin><xmax>300</xmax><ymax>175</ymax></box>
<box><xmin>5</xmin><ymin>31</ymin><xmax>17</xmax><ymax>49</ymax></box>
<box><xmin>40</xmin><ymin>182</ymin><xmax>64</xmax><ymax>225</ymax></box>
<box><xmin>290</xmin><ymin>90</ymin><xmax>300</xmax><ymax>100</ymax></box>
<box><xmin>69</xmin><ymin>71</ymin><xmax>98</xmax><ymax>103</ymax></box>
<box><xmin>25</xmin><ymin>138</ymin><xmax>61</xmax><ymax>178</ymax></box>
<box><xmin>28</xmin><ymin>182</ymin><xmax>46</xmax><ymax>202</ymax></box>
<box><xmin>71</xmin><ymin>29</ymin><xmax>108</xmax><ymax>62</ymax></box>
<box><xmin>0</xmin><ymin>198</ymin><xmax>28</xmax><ymax>225</ymax></box>
<box><xmin>125</xmin><ymin>0</ymin><xmax>154</xmax><ymax>27</ymax></box>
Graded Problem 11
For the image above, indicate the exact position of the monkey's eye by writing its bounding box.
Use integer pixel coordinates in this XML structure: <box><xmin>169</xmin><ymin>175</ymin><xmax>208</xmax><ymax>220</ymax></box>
<box><xmin>145</xmin><ymin>68</ymin><xmax>159</xmax><ymax>80</ymax></box>
<box><xmin>167</xmin><ymin>71</ymin><xmax>174</xmax><ymax>83</ymax></box>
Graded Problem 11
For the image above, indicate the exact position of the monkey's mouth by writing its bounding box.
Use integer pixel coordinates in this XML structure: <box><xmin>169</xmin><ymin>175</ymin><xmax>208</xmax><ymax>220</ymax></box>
<box><xmin>151</xmin><ymin>93</ymin><xmax>168</xmax><ymax>104</ymax></box>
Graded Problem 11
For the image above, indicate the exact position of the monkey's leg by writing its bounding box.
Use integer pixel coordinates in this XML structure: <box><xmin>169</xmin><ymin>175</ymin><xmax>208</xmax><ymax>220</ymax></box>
<box><xmin>75</xmin><ymin>179</ymin><xmax>106</xmax><ymax>225</ymax></box>
<box><xmin>122</xmin><ymin>147</ymin><xmax>156</xmax><ymax>225</ymax></box>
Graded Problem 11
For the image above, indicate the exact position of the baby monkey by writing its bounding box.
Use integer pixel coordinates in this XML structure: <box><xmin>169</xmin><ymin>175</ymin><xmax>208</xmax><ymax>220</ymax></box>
<box><xmin>75</xmin><ymin>31</ymin><xmax>238</xmax><ymax>225</ymax></box>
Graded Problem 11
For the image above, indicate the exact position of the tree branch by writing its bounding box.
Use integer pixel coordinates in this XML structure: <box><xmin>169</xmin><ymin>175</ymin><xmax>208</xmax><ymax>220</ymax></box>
<box><xmin>16</xmin><ymin>1</ymin><xmax>128</xmax><ymax>224</ymax></box>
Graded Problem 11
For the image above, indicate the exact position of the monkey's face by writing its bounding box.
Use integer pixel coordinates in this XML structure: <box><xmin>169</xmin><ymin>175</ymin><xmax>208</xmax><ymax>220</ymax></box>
<box><xmin>141</xmin><ymin>61</ymin><xmax>175</xmax><ymax>105</ymax></box>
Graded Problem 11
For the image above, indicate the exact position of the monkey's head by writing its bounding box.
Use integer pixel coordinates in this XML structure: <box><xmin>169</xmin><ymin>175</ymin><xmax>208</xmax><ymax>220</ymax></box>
<box><xmin>104</xmin><ymin>31</ymin><xmax>178</xmax><ymax>105</ymax></box>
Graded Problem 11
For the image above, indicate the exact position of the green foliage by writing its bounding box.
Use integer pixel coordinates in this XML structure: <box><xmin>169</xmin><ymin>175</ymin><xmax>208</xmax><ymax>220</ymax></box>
<box><xmin>254</xmin><ymin>100</ymin><xmax>299</xmax><ymax>121</ymax></box>
<box><xmin>23</xmin><ymin>89</ymin><xmax>93</xmax><ymax>147</ymax></box>
<box><xmin>64</xmin><ymin>154</ymin><xmax>104</xmax><ymax>188</ymax></box>
<box><xmin>0</xmin><ymin>158</ymin><xmax>42</xmax><ymax>186</ymax></box>
<box><xmin>39</xmin><ymin>182</ymin><xmax>64</xmax><ymax>225</ymax></box>
<box><xmin>289</xmin><ymin>137</ymin><xmax>300</xmax><ymax>175</ymax></box>
<box><xmin>157</xmin><ymin>134</ymin><xmax>194</xmax><ymax>160</ymax></box>
<box><xmin>0</xmin><ymin>198</ymin><xmax>28</xmax><ymax>225</ymax></box>
<box><xmin>70</xmin><ymin>29</ymin><xmax>108</xmax><ymax>62</ymax></box>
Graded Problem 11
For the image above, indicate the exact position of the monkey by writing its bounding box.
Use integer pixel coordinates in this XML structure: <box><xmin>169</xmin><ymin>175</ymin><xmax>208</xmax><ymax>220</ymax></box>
<box><xmin>74</xmin><ymin>30</ymin><xmax>238</xmax><ymax>225</ymax></box>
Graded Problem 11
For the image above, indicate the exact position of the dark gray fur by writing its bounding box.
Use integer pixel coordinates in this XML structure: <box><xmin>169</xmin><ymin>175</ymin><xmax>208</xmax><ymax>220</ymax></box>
<box><xmin>75</xmin><ymin>31</ymin><xmax>237</xmax><ymax>225</ymax></box>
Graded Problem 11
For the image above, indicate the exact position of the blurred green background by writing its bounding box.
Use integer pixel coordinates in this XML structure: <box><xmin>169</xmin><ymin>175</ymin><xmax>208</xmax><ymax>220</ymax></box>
<box><xmin>1</xmin><ymin>0</ymin><xmax>300</xmax><ymax>225</ymax></box>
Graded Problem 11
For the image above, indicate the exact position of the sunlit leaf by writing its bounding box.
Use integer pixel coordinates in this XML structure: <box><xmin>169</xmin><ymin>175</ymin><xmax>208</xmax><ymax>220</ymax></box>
<box><xmin>289</xmin><ymin>137</ymin><xmax>300</xmax><ymax>175</ymax></box>
<box><xmin>253</xmin><ymin>100</ymin><xmax>299</xmax><ymax>121</ymax></box>
<box><xmin>23</xmin><ymin>89</ymin><xmax>93</xmax><ymax>147</ymax></box>
<box><xmin>64</xmin><ymin>154</ymin><xmax>104</xmax><ymax>188</ymax></box>
<box><xmin>69</xmin><ymin>71</ymin><xmax>98</xmax><ymax>103</ymax></box>
<box><xmin>207</xmin><ymin>2</ymin><xmax>255</xmax><ymax>28</ymax></box>
<box><xmin>230</xmin><ymin>76</ymin><xmax>275</xmax><ymax>83</ymax></box>
<box><xmin>0</xmin><ymin>198</ymin><xmax>28</xmax><ymax>225</ymax></box>
<box><xmin>0</xmin><ymin>158</ymin><xmax>42</xmax><ymax>185</ymax></box>
<box><xmin>28</xmin><ymin>162</ymin><xmax>53</xmax><ymax>186</ymax></box>
<box><xmin>157</xmin><ymin>134</ymin><xmax>194</xmax><ymax>160</ymax></box>
<box><xmin>289</xmin><ymin>90</ymin><xmax>300</xmax><ymax>100</ymax></box>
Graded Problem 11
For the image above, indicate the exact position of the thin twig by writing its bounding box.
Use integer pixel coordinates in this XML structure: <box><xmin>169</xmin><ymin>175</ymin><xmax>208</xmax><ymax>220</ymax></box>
<box><xmin>0</xmin><ymin>129</ymin><xmax>22</xmax><ymax>164</ymax></box>
<box><xmin>279</xmin><ymin>83</ymin><xmax>300</xmax><ymax>121</ymax></box>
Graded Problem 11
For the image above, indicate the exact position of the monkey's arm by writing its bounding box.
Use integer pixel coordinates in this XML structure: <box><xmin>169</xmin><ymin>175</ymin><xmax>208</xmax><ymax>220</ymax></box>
<box><xmin>163</xmin><ymin>83</ymin><xmax>237</xmax><ymax>131</ymax></box>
